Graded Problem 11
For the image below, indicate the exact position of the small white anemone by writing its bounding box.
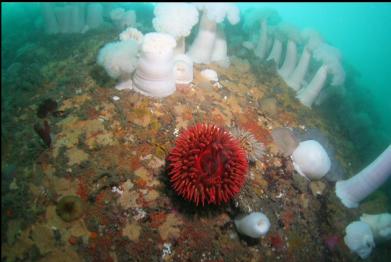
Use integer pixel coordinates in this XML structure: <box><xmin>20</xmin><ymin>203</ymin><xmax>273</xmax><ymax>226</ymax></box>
<box><xmin>174</xmin><ymin>54</ymin><xmax>193</xmax><ymax>84</ymax></box>
<box><xmin>97</xmin><ymin>39</ymin><xmax>139</xmax><ymax>79</ymax></box>
<box><xmin>234</xmin><ymin>212</ymin><xmax>271</xmax><ymax>238</ymax></box>
<box><xmin>200</xmin><ymin>69</ymin><xmax>218</xmax><ymax>82</ymax></box>
<box><xmin>291</xmin><ymin>140</ymin><xmax>331</xmax><ymax>180</ymax></box>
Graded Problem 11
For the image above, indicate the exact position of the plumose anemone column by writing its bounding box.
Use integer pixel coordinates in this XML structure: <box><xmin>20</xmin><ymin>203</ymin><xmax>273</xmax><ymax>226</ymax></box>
<box><xmin>336</xmin><ymin>145</ymin><xmax>391</xmax><ymax>208</ymax></box>
<box><xmin>286</xmin><ymin>47</ymin><xmax>311</xmax><ymax>91</ymax></box>
<box><xmin>296</xmin><ymin>65</ymin><xmax>328</xmax><ymax>108</ymax></box>
<box><xmin>297</xmin><ymin>43</ymin><xmax>345</xmax><ymax>108</ymax></box>
<box><xmin>287</xmin><ymin>28</ymin><xmax>324</xmax><ymax>91</ymax></box>
<box><xmin>187</xmin><ymin>9</ymin><xmax>217</xmax><ymax>64</ymax></box>
<box><xmin>254</xmin><ymin>19</ymin><xmax>268</xmax><ymax>60</ymax></box>
<box><xmin>133</xmin><ymin>33</ymin><xmax>177</xmax><ymax>98</ymax></box>
<box><xmin>210</xmin><ymin>26</ymin><xmax>230</xmax><ymax>67</ymax></box>
<box><xmin>187</xmin><ymin>3</ymin><xmax>239</xmax><ymax>64</ymax></box>
<box><xmin>42</xmin><ymin>3</ymin><xmax>59</xmax><ymax>34</ymax></box>
<box><xmin>266</xmin><ymin>38</ymin><xmax>282</xmax><ymax>65</ymax></box>
<box><xmin>86</xmin><ymin>3</ymin><xmax>103</xmax><ymax>29</ymax></box>
<box><xmin>278</xmin><ymin>40</ymin><xmax>297</xmax><ymax>80</ymax></box>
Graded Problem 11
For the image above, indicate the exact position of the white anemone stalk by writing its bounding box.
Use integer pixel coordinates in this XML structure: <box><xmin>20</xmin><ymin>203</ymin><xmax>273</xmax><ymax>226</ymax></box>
<box><xmin>286</xmin><ymin>47</ymin><xmax>311</xmax><ymax>91</ymax></box>
<box><xmin>187</xmin><ymin>3</ymin><xmax>239</xmax><ymax>64</ymax></box>
<box><xmin>336</xmin><ymin>145</ymin><xmax>391</xmax><ymax>208</ymax></box>
<box><xmin>42</xmin><ymin>3</ymin><xmax>59</xmax><ymax>34</ymax></box>
<box><xmin>187</xmin><ymin>10</ymin><xmax>217</xmax><ymax>64</ymax></box>
<box><xmin>86</xmin><ymin>3</ymin><xmax>103</xmax><ymax>30</ymax></box>
<box><xmin>296</xmin><ymin>64</ymin><xmax>328</xmax><ymax>108</ymax></box>
<box><xmin>254</xmin><ymin>19</ymin><xmax>268</xmax><ymax>60</ymax></box>
<box><xmin>287</xmin><ymin>28</ymin><xmax>324</xmax><ymax>91</ymax></box>
<box><xmin>55</xmin><ymin>5</ymin><xmax>72</xmax><ymax>34</ymax></box>
<box><xmin>266</xmin><ymin>38</ymin><xmax>282</xmax><ymax>65</ymax></box>
<box><xmin>278</xmin><ymin>40</ymin><xmax>297</xmax><ymax>80</ymax></box>
<box><xmin>210</xmin><ymin>26</ymin><xmax>230</xmax><ymax>68</ymax></box>
<box><xmin>69</xmin><ymin>4</ymin><xmax>85</xmax><ymax>33</ymax></box>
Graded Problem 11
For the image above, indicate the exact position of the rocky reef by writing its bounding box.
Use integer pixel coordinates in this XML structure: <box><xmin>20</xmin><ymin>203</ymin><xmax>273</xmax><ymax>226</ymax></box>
<box><xmin>1</xmin><ymin>4</ymin><xmax>390</xmax><ymax>262</ymax></box>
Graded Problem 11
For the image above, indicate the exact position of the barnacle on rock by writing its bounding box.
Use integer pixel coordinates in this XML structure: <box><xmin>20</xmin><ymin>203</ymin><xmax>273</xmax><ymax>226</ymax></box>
<box><xmin>56</xmin><ymin>195</ymin><xmax>84</xmax><ymax>222</ymax></box>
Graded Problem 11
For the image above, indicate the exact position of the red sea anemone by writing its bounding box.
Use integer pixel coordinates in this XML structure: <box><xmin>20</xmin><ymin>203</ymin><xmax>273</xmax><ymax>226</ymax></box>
<box><xmin>168</xmin><ymin>124</ymin><xmax>248</xmax><ymax>206</ymax></box>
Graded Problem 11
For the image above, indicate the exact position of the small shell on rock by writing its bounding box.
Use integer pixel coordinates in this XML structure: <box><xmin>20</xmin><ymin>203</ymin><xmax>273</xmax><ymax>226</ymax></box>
<box><xmin>309</xmin><ymin>181</ymin><xmax>326</xmax><ymax>196</ymax></box>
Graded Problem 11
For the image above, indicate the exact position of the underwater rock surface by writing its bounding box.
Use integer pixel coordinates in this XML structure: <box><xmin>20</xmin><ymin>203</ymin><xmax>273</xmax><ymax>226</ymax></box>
<box><xmin>1</xmin><ymin>3</ymin><xmax>390</xmax><ymax>262</ymax></box>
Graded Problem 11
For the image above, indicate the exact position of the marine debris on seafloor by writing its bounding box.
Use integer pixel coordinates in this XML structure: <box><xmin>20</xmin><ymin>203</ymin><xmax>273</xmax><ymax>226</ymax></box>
<box><xmin>37</xmin><ymin>98</ymin><xmax>58</xmax><ymax>119</ymax></box>
<box><xmin>2</xmin><ymin>3</ymin><xmax>390</xmax><ymax>262</ymax></box>
<box><xmin>33</xmin><ymin>120</ymin><xmax>52</xmax><ymax>147</ymax></box>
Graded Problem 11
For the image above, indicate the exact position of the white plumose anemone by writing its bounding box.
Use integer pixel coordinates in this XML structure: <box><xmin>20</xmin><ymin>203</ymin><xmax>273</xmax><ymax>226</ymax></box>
<box><xmin>360</xmin><ymin>213</ymin><xmax>391</xmax><ymax>243</ymax></box>
<box><xmin>153</xmin><ymin>3</ymin><xmax>199</xmax><ymax>54</ymax></box>
<box><xmin>97</xmin><ymin>40</ymin><xmax>139</xmax><ymax>80</ymax></box>
<box><xmin>344</xmin><ymin>221</ymin><xmax>375</xmax><ymax>259</ymax></box>
<box><xmin>133</xmin><ymin>33</ymin><xmax>177</xmax><ymax>98</ymax></box>
<box><xmin>110</xmin><ymin>8</ymin><xmax>136</xmax><ymax>30</ymax></box>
